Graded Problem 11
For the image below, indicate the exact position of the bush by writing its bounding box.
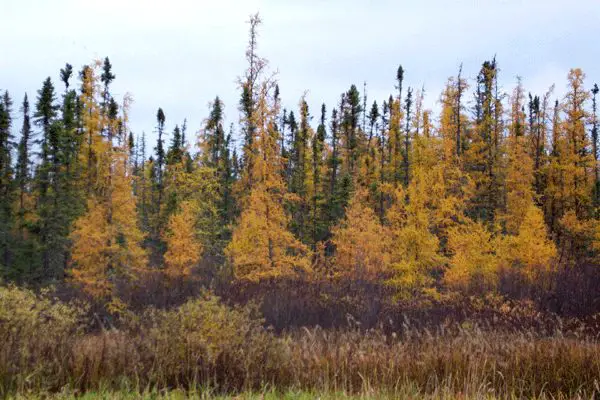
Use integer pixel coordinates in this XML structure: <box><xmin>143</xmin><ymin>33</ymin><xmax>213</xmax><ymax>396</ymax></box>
<box><xmin>0</xmin><ymin>285</ymin><xmax>87</xmax><ymax>394</ymax></box>
<box><xmin>130</xmin><ymin>294</ymin><xmax>284</xmax><ymax>390</ymax></box>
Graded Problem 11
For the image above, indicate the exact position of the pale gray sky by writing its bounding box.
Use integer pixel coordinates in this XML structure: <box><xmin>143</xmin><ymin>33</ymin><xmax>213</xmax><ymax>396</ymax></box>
<box><xmin>2</xmin><ymin>0</ymin><xmax>599</xmax><ymax>147</ymax></box>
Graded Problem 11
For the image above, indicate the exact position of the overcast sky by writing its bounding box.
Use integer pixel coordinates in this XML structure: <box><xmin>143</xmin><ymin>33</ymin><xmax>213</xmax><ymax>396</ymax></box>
<box><xmin>2</xmin><ymin>0</ymin><xmax>599</xmax><ymax>147</ymax></box>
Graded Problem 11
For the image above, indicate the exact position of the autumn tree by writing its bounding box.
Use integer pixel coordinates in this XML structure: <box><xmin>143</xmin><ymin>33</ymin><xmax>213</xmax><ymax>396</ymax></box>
<box><xmin>163</xmin><ymin>200</ymin><xmax>203</xmax><ymax>279</ymax></box>
<box><xmin>239</xmin><ymin>13</ymin><xmax>267</xmax><ymax>185</ymax></box>
<box><xmin>503</xmin><ymin>78</ymin><xmax>535</xmax><ymax>234</ymax></box>
<box><xmin>227</xmin><ymin>80</ymin><xmax>310</xmax><ymax>281</ymax></box>
<box><xmin>501</xmin><ymin>204</ymin><xmax>556</xmax><ymax>285</ymax></box>
<box><xmin>331</xmin><ymin>189</ymin><xmax>391</xmax><ymax>280</ymax></box>
<box><xmin>444</xmin><ymin>218</ymin><xmax>500</xmax><ymax>295</ymax></box>
<box><xmin>70</xmin><ymin>65</ymin><xmax>146</xmax><ymax>310</ymax></box>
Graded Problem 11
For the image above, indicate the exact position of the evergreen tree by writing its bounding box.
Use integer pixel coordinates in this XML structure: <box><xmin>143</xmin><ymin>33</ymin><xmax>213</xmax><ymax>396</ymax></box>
<box><xmin>591</xmin><ymin>83</ymin><xmax>599</xmax><ymax>208</ymax></box>
<box><xmin>403</xmin><ymin>87</ymin><xmax>413</xmax><ymax>186</ymax></box>
<box><xmin>15</xmin><ymin>94</ymin><xmax>31</xmax><ymax>219</ymax></box>
<box><xmin>0</xmin><ymin>91</ymin><xmax>14</xmax><ymax>273</ymax></box>
<box><xmin>341</xmin><ymin>85</ymin><xmax>362</xmax><ymax>174</ymax></box>
<box><xmin>152</xmin><ymin>107</ymin><xmax>166</xmax><ymax>246</ymax></box>
<box><xmin>310</xmin><ymin>103</ymin><xmax>327</xmax><ymax>248</ymax></box>
<box><xmin>464</xmin><ymin>58</ymin><xmax>504</xmax><ymax>223</ymax></box>
<box><xmin>33</xmin><ymin>77</ymin><xmax>61</xmax><ymax>279</ymax></box>
<box><xmin>289</xmin><ymin>98</ymin><xmax>311</xmax><ymax>243</ymax></box>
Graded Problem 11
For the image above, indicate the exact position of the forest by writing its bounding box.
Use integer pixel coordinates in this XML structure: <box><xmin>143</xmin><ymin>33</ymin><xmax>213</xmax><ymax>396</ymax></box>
<box><xmin>2</xmin><ymin>14</ymin><xmax>600</xmax><ymax>399</ymax></box>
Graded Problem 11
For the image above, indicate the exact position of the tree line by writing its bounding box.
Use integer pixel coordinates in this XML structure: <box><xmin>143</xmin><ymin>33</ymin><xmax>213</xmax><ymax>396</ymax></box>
<box><xmin>1</xmin><ymin>16</ymin><xmax>599</xmax><ymax>314</ymax></box>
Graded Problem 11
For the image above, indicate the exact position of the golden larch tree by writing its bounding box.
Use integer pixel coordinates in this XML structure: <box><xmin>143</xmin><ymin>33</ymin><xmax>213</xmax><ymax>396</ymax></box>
<box><xmin>444</xmin><ymin>219</ymin><xmax>500</xmax><ymax>295</ymax></box>
<box><xmin>226</xmin><ymin>81</ymin><xmax>310</xmax><ymax>281</ymax></box>
<box><xmin>331</xmin><ymin>189</ymin><xmax>391</xmax><ymax>280</ymax></box>
<box><xmin>70</xmin><ymin>67</ymin><xmax>146</xmax><ymax>309</ymax></box>
<box><xmin>163</xmin><ymin>200</ymin><xmax>203</xmax><ymax>278</ymax></box>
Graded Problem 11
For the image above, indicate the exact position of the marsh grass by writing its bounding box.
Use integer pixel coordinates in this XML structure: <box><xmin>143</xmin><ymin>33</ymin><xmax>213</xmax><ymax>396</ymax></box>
<box><xmin>1</xmin><ymin>285</ymin><xmax>600</xmax><ymax>399</ymax></box>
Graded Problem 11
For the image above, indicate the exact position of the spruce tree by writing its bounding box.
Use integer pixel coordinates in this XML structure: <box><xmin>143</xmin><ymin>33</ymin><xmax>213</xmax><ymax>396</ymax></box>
<box><xmin>342</xmin><ymin>85</ymin><xmax>362</xmax><ymax>174</ymax></box>
<box><xmin>34</xmin><ymin>78</ymin><xmax>60</xmax><ymax>279</ymax></box>
<box><xmin>311</xmin><ymin>103</ymin><xmax>327</xmax><ymax>248</ymax></box>
<box><xmin>403</xmin><ymin>87</ymin><xmax>413</xmax><ymax>186</ymax></box>
<box><xmin>591</xmin><ymin>83</ymin><xmax>599</xmax><ymax>208</ymax></box>
<box><xmin>0</xmin><ymin>91</ymin><xmax>14</xmax><ymax>274</ymax></box>
<box><xmin>154</xmin><ymin>107</ymin><xmax>166</xmax><ymax>235</ymax></box>
<box><xmin>15</xmin><ymin>94</ymin><xmax>31</xmax><ymax>218</ymax></box>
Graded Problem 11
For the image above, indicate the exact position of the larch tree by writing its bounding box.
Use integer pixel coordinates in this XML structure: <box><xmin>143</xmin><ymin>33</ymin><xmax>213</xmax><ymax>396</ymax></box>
<box><xmin>163</xmin><ymin>200</ymin><xmax>203</xmax><ymax>279</ymax></box>
<box><xmin>226</xmin><ymin>80</ymin><xmax>310</xmax><ymax>281</ymax></box>
<box><xmin>239</xmin><ymin>13</ymin><xmax>266</xmax><ymax>186</ymax></box>
<box><xmin>552</xmin><ymin>69</ymin><xmax>596</xmax><ymax>260</ymax></box>
<box><xmin>70</xmin><ymin>65</ymin><xmax>146</xmax><ymax>310</ymax></box>
<box><xmin>503</xmin><ymin>79</ymin><xmax>535</xmax><ymax>234</ymax></box>
<box><xmin>331</xmin><ymin>189</ymin><xmax>391</xmax><ymax>280</ymax></box>
<box><xmin>501</xmin><ymin>204</ymin><xmax>556</xmax><ymax>284</ymax></box>
<box><xmin>444</xmin><ymin>218</ymin><xmax>500</xmax><ymax>295</ymax></box>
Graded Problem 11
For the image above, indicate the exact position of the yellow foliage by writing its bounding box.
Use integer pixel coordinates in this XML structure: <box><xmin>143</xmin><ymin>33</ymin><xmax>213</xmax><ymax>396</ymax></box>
<box><xmin>501</xmin><ymin>204</ymin><xmax>556</xmax><ymax>282</ymax></box>
<box><xmin>503</xmin><ymin>81</ymin><xmax>535</xmax><ymax>234</ymax></box>
<box><xmin>444</xmin><ymin>219</ymin><xmax>500</xmax><ymax>294</ymax></box>
<box><xmin>227</xmin><ymin>81</ymin><xmax>310</xmax><ymax>281</ymax></box>
<box><xmin>227</xmin><ymin>184</ymin><xmax>310</xmax><ymax>281</ymax></box>
<box><xmin>70</xmin><ymin>200</ymin><xmax>112</xmax><ymax>299</ymax></box>
<box><xmin>388</xmin><ymin>197</ymin><xmax>445</xmax><ymax>296</ymax></box>
<box><xmin>70</xmin><ymin>163</ymin><xmax>147</xmax><ymax>303</ymax></box>
<box><xmin>70</xmin><ymin>67</ymin><xmax>147</xmax><ymax>306</ymax></box>
<box><xmin>332</xmin><ymin>190</ymin><xmax>391</xmax><ymax>279</ymax></box>
<box><xmin>164</xmin><ymin>201</ymin><xmax>203</xmax><ymax>278</ymax></box>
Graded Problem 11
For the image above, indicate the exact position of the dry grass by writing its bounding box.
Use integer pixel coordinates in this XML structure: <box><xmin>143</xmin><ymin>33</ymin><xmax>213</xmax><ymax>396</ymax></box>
<box><xmin>1</xmin><ymin>285</ymin><xmax>600</xmax><ymax>399</ymax></box>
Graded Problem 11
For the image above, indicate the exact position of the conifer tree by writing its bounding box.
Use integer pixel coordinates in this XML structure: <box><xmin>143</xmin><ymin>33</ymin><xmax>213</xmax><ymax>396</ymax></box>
<box><xmin>310</xmin><ymin>103</ymin><xmax>327</xmax><ymax>248</ymax></box>
<box><xmin>199</xmin><ymin>96</ymin><xmax>235</xmax><ymax>247</ymax></box>
<box><xmin>464</xmin><ymin>59</ymin><xmax>504</xmax><ymax>223</ymax></box>
<box><xmin>503</xmin><ymin>79</ymin><xmax>535</xmax><ymax>234</ymax></box>
<box><xmin>444</xmin><ymin>218</ymin><xmax>500</xmax><ymax>295</ymax></box>
<box><xmin>403</xmin><ymin>87</ymin><xmax>413</xmax><ymax>186</ymax></box>
<box><xmin>331</xmin><ymin>189</ymin><xmax>391</xmax><ymax>279</ymax></box>
<box><xmin>12</xmin><ymin>94</ymin><xmax>37</xmax><ymax>280</ymax></box>
<box><xmin>341</xmin><ymin>85</ymin><xmax>362</xmax><ymax>175</ymax></box>
<box><xmin>289</xmin><ymin>98</ymin><xmax>311</xmax><ymax>243</ymax></box>
<box><xmin>163</xmin><ymin>200</ymin><xmax>203</xmax><ymax>279</ymax></box>
<box><xmin>591</xmin><ymin>83</ymin><xmax>599</xmax><ymax>208</ymax></box>
<box><xmin>34</xmin><ymin>77</ymin><xmax>62</xmax><ymax>279</ymax></box>
<box><xmin>0</xmin><ymin>91</ymin><xmax>14</xmax><ymax>273</ymax></box>
<box><xmin>70</xmin><ymin>69</ymin><xmax>146</xmax><ymax>309</ymax></box>
<box><xmin>239</xmin><ymin>13</ymin><xmax>266</xmax><ymax>185</ymax></box>
<box><xmin>227</xmin><ymin>81</ymin><xmax>310</xmax><ymax>281</ymax></box>
<box><xmin>325</xmin><ymin>107</ymin><xmax>347</xmax><ymax>231</ymax></box>
<box><xmin>15</xmin><ymin>94</ymin><xmax>31</xmax><ymax>219</ymax></box>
